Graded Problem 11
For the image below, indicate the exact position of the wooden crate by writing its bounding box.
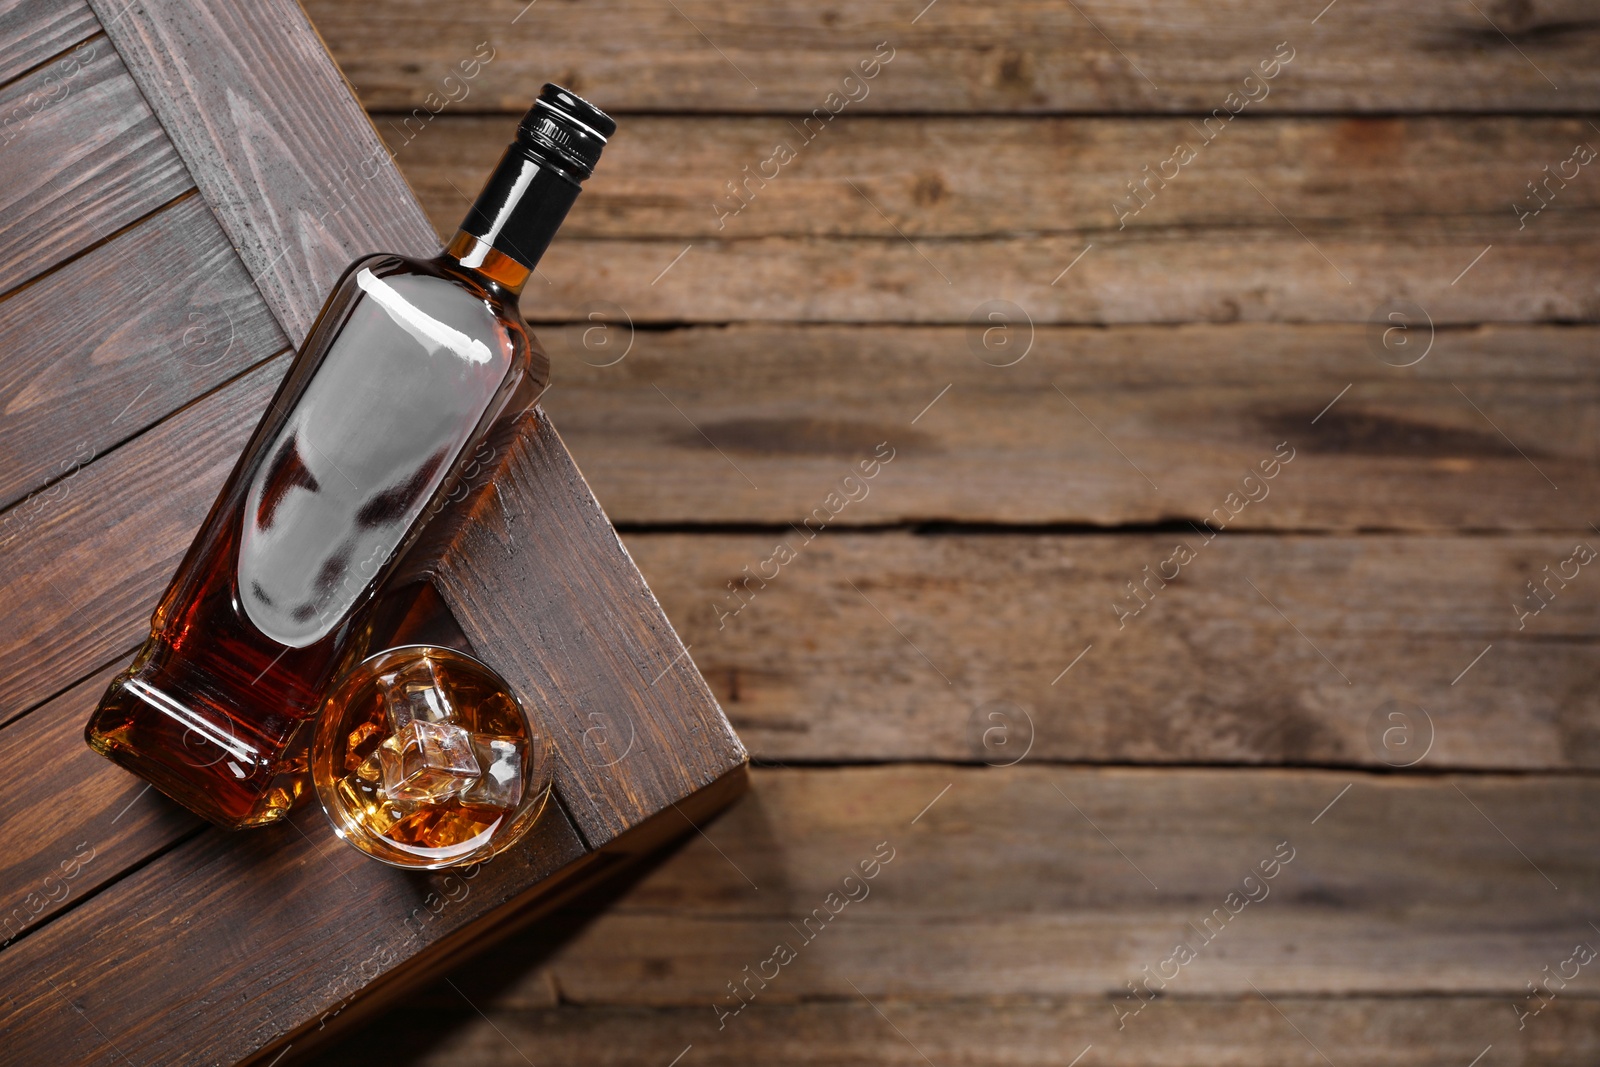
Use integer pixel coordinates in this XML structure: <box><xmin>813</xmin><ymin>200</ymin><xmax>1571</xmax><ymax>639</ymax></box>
<box><xmin>0</xmin><ymin>1</ymin><xmax>746</xmax><ymax>1063</ymax></box>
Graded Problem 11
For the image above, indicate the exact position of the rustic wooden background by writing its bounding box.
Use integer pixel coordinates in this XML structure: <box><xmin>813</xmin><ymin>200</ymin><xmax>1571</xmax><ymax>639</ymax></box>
<box><xmin>286</xmin><ymin>1</ymin><xmax>1600</xmax><ymax>1064</ymax></box>
<box><xmin>4</xmin><ymin>0</ymin><xmax>1597</xmax><ymax>1063</ymax></box>
<box><xmin>278</xmin><ymin>2</ymin><xmax>1600</xmax><ymax>1064</ymax></box>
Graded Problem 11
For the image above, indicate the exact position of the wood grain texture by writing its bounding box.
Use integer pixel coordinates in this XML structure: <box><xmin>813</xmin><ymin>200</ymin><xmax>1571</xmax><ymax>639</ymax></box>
<box><xmin>0</xmin><ymin>772</ymin><xmax>593</xmax><ymax>1067</ymax></box>
<box><xmin>0</xmin><ymin>378</ymin><xmax>744</xmax><ymax>1066</ymax></box>
<box><xmin>84</xmin><ymin>0</ymin><xmax>439</xmax><ymax>343</ymax></box>
<box><xmin>293</xmin><ymin>0</ymin><xmax>1600</xmax><ymax>1064</ymax></box>
<box><xmin>391</xmin><ymin>115</ymin><xmax>1600</xmax><ymax>326</ymax></box>
<box><xmin>520</xmin><ymin>227</ymin><xmax>1600</xmax><ymax>325</ymax></box>
<box><xmin>3</xmin><ymin>0</ymin><xmax>1590</xmax><ymax>1060</ymax></box>
<box><xmin>622</xmin><ymin>532</ymin><xmax>1600</xmax><ymax>768</ymax></box>
<box><xmin>0</xmin><ymin>663</ymin><xmax>202</xmax><ymax>946</ymax></box>
<box><xmin>0</xmin><ymin>4</ymin><xmax>749</xmax><ymax>1054</ymax></box>
<box><xmin>0</xmin><ymin>194</ymin><xmax>287</xmax><ymax>510</ymax></box>
<box><xmin>0</xmin><ymin>0</ymin><xmax>98</xmax><ymax>86</ymax></box>
<box><xmin>302</xmin><ymin>0</ymin><xmax>1600</xmax><ymax>113</ymax></box>
<box><xmin>536</xmin><ymin>322</ymin><xmax>1599</xmax><ymax>530</ymax></box>
<box><xmin>303</xmin><ymin>998</ymin><xmax>1600</xmax><ymax>1067</ymax></box>
<box><xmin>0</xmin><ymin>33</ymin><xmax>190</xmax><ymax>295</ymax></box>
<box><xmin>395</xmin><ymin>115</ymin><xmax>1600</xmax><ymax>240</ymax></box>
<box><xmin>386</xmin><ymin>766</ymin><xmax>1600</xmax><ymax>1002</ymax></box>
<box><xmin>433</xmin><ymin>414</ymin><xmax>748</xmax><ymax>848</ymax></box>
<box><xmin>0</xmin><ymin>355</ymin><xmax>288</xmax><ymax>720</ymax></box>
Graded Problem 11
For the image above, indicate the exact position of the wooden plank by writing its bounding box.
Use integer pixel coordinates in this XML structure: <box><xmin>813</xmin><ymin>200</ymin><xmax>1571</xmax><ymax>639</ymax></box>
<box><xmin>0</xmin><ymin>0</ymin><xmax>98</xmax><ymax>86</ymax></box>
<box><xmin>301</xmin><ymin>0</ymin><xmax>1600</xmax><ymax>114</ymax></box>
<box><xmin>391</xmin><ymin>115</ymin><xmax>1600</xmax><ymax>324</ymax></box>
<box><xmin>623</xmin><ymin>532</ymin><xmax>1600</xmax><ymax>768</ymax></box>
<box><xmin>85</xmin><ymin>0</ymin><xmax>439</xmax><ymax>343</ymax></box>
<box><xmin>0</xmin><ymin>663</ymin><xmax>202</xmax><ymax>945</ymax></box>
<box><xmin>448</xmin><ymin>766</ymin><xmax>1600</xmax><ymax>1003</ymax></box>
<box><xmin>396</xmin><ymin>115</ymin><xmax>1600</xmax><ymax>240</ymax></box>
<box><xmin>0</xmin><ymin>33</ymin><xmax>191</xmax><ymax>295</ymax></box>
<box><xmin>300</xmin><ymin>998</ymin><xmax>1600</xmax><ymax>1067</ymax></box>
<box><xmin>537</xmin><ymin>322</ymin><xmax>1600</xmax><ymax>530</ymax></box>
<box><xmin>0</xmin><ymin>194</ymin><xmax>288</xmax><ymax>511</ymax></box>
<box><xmin>433</xmin><ymin>415</ymin><xmax>748</xmax><ymax>847</ymax></box>
<box><xmin>0</xmin><ymin>771</ymin><xmax>594</xmax><ymax>1066</ymax></box>
<box><xmin>522</xmin><ymin>227</ymin><xmax>1599</xmax><ymax>325</ymax></box>
<box><xmin>0</xmin><ymin>355</ymin><xmax>287</xmax><ymax>719</ymax></box>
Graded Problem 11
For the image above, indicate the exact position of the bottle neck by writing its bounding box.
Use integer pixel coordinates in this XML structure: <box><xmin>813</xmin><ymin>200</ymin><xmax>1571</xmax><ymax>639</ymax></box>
<box><xmin>443</xmin><ymin>231</ymin><xmax>532</xmax><ymax>295</ymax></box>
<box><xmin>442</xmin><ymin>143</ymin><xmax>584</xmax><ymax>298</ymax></box>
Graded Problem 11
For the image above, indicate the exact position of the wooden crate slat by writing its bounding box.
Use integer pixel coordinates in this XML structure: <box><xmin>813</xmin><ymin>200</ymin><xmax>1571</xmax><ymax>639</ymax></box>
<box><xmin>0</xmin><ymin>194</ymin><xmax>288</xmax><ymax>511</ymax></box>
<box><xmin>400</xmin><ymin>115</ymin><xmax>1600</xmax><ymax>240</ymax></box>
<box><xmin>433</xmin><ymin>415</ymin><xmax>747</xmax><ymax>847</ymax></box>
<box><xmin>83</xmin><ymin>0</ymin><xmax>439</xmax><ymax>344</ymax></box>
<box><xmin>0</xmin><ymin>32</ymin><xmax>191</xmax><ymax>295</ymax></box>
<box><xmin>538</xmin><ymin>321</ymin><xmax>1600</xmax><ymax>531</ymax></box>
<box><xmin>465</xmin><ymin>766</ymin><xmax>1600</xmax><ymax>1002</ymax></box>
<box><xmin>0</xmin><ymin>0</ymin><xmax>98</xmax><ymax>86</ymax></box>
<box><xmin>523</xmin><ymin>228</ymin><xmax>1600</xmax><ymax>325</ymax></box>
<box><xmin>0</xmin><ymin>782</ymin><xmax>593</xmax><ymax>1066</ymax></box>
<box><xmin>0</xmin><ymin>663</ymin><xmax>203</xmax><ymax>946</ymax></box>
<box><xmin>625</xmin><ymin>531</ymin><xmax>1600</xmax><ymax>768</ymax></box>
<box><xmin>304</xmin><ymin>998</ymin><xmax>1600</xmax><ymax>1067</ymax></box>
<box><xmin>0</xmin><ymin>355</ymin><xmax>287</xmax><ymax>718</ymax></box>
<box><xmin>301</xmin><ymin>0</ymin><xmax>1600</xmax><ymax>114</ymax></box>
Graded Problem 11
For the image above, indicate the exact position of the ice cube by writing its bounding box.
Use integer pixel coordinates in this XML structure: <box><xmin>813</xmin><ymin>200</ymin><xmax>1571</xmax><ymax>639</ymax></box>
<box><xmin>343</xmin><ymin>720</ymin><xmax>383</xmax><ymax>772</ymax></box>
<box><xmin>354</xmin><ymin>747</ymin><xmax>383</xmax><ymax>783</ymax></box>
<box><xmin>336</xmin><ymin>774</ymin><xmax>420</xmax><ymax>837</ymax></box>
<box><xmin>460</xmin><ymin>733</ymin><xmax>523</xmax><ymax>809</ymax></box>
<box><xmin>379</xmin><ymin>656</ymin><xmax>456</xmax><ymax>734</ymax></box>
<box><xmin>379</xmin><ymin>719</ymin><xmax>480</xmax><ymax>802</ymax></box>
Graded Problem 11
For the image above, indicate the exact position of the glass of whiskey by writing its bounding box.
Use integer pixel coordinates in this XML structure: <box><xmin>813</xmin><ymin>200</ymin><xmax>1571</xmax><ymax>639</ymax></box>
<box><xmin>312</xmin><ymin>645</ymin><xmax>553</xmax><ymax>868</ymax></box>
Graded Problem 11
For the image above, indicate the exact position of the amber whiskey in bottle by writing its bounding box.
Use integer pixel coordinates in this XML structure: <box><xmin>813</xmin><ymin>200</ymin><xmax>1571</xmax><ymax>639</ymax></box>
<box><xmin>84</xmin><ymin>85</ymin><xmax>616</xmax><ymax>829</ymax></box>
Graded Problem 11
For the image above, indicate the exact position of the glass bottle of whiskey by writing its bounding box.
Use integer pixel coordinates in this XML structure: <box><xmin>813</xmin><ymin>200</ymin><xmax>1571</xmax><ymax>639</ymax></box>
<box><xmin>84</xmin><ymin>85</ymin><xmax>615</xmax><ymax>830</ymax></box>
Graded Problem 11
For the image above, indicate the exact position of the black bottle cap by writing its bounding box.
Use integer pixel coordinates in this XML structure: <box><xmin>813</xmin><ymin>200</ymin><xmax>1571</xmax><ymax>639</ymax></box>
<box><xmin>516</xmin><ymin>84</ymin><xmax>615</xmax><ymax>180</ymax></box>
<box><xmin>455</xmin><ymin>86</ymin><xmax>616</xmax><ymax>271</ymax></box>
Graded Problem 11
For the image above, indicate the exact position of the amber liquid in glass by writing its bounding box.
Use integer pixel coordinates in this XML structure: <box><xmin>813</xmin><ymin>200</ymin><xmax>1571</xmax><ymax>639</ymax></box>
<box><xmin>84</xmin><ymin>241</ymin><xmax>543</xmax><ymax>828</ymax></box>
<box><xmin>315</xmin><ymin>644</ymin><xmax>554</xmax><ymax>869</ymax></box>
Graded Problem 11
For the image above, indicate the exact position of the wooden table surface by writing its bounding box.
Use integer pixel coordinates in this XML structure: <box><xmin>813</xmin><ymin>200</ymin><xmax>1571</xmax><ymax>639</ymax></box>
<box><xmin>268</xmin><ymin>3</ymin><xmax>1600</xmax><ymax>1064</ymax></box>
<box><xmin>288</xmin><ymin>1</ymin><xmax>1600</xmax><ymax>1064</ymax></box>
<box><xmin>8</xmin><ymin>0</ymin><xmax>1600</xmax><ymax>1063</ymax></box>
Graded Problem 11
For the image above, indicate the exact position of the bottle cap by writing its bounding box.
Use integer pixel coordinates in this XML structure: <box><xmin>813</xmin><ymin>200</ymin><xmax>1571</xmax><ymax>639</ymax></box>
<box><xmin>516</xmin><ymin>84</ymin><xmax>615</xmax><ymax>180</ymax></box>
<box><xmin>454</xmin><ymin>85</ymin><xmax>617</xmax><ymax>272</ymax></box>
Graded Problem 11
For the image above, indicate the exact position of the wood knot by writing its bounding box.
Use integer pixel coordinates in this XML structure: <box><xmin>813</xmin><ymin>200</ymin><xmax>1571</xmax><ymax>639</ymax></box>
<box><xmin>990</xmin><ymin>48</ymin><xmax>1035</xmax><ymax>93</ymax></box>
<box><xmin>912</xmin><ymin>173</ymin><xmax>947</xmax><ymax>207</ymax></box>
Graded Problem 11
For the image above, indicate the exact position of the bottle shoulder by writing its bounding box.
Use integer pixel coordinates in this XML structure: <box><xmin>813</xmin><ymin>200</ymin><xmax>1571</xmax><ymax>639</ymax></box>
<box><xmin>315</xmin><ymin>254</ymin><xmax>534</xmax><ymax>365</ymax></box>
<box><xmin>352</xmin><ymin>253</ymin><xmax>525</xmax><ymax>313</ymax></box>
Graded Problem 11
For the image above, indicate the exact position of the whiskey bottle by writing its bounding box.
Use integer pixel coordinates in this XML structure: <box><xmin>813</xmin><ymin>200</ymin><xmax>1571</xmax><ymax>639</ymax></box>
<box><xmin>84</xmin><ymin>85</ymin><xmax>614</xmax><ymax>829</ymax></box>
